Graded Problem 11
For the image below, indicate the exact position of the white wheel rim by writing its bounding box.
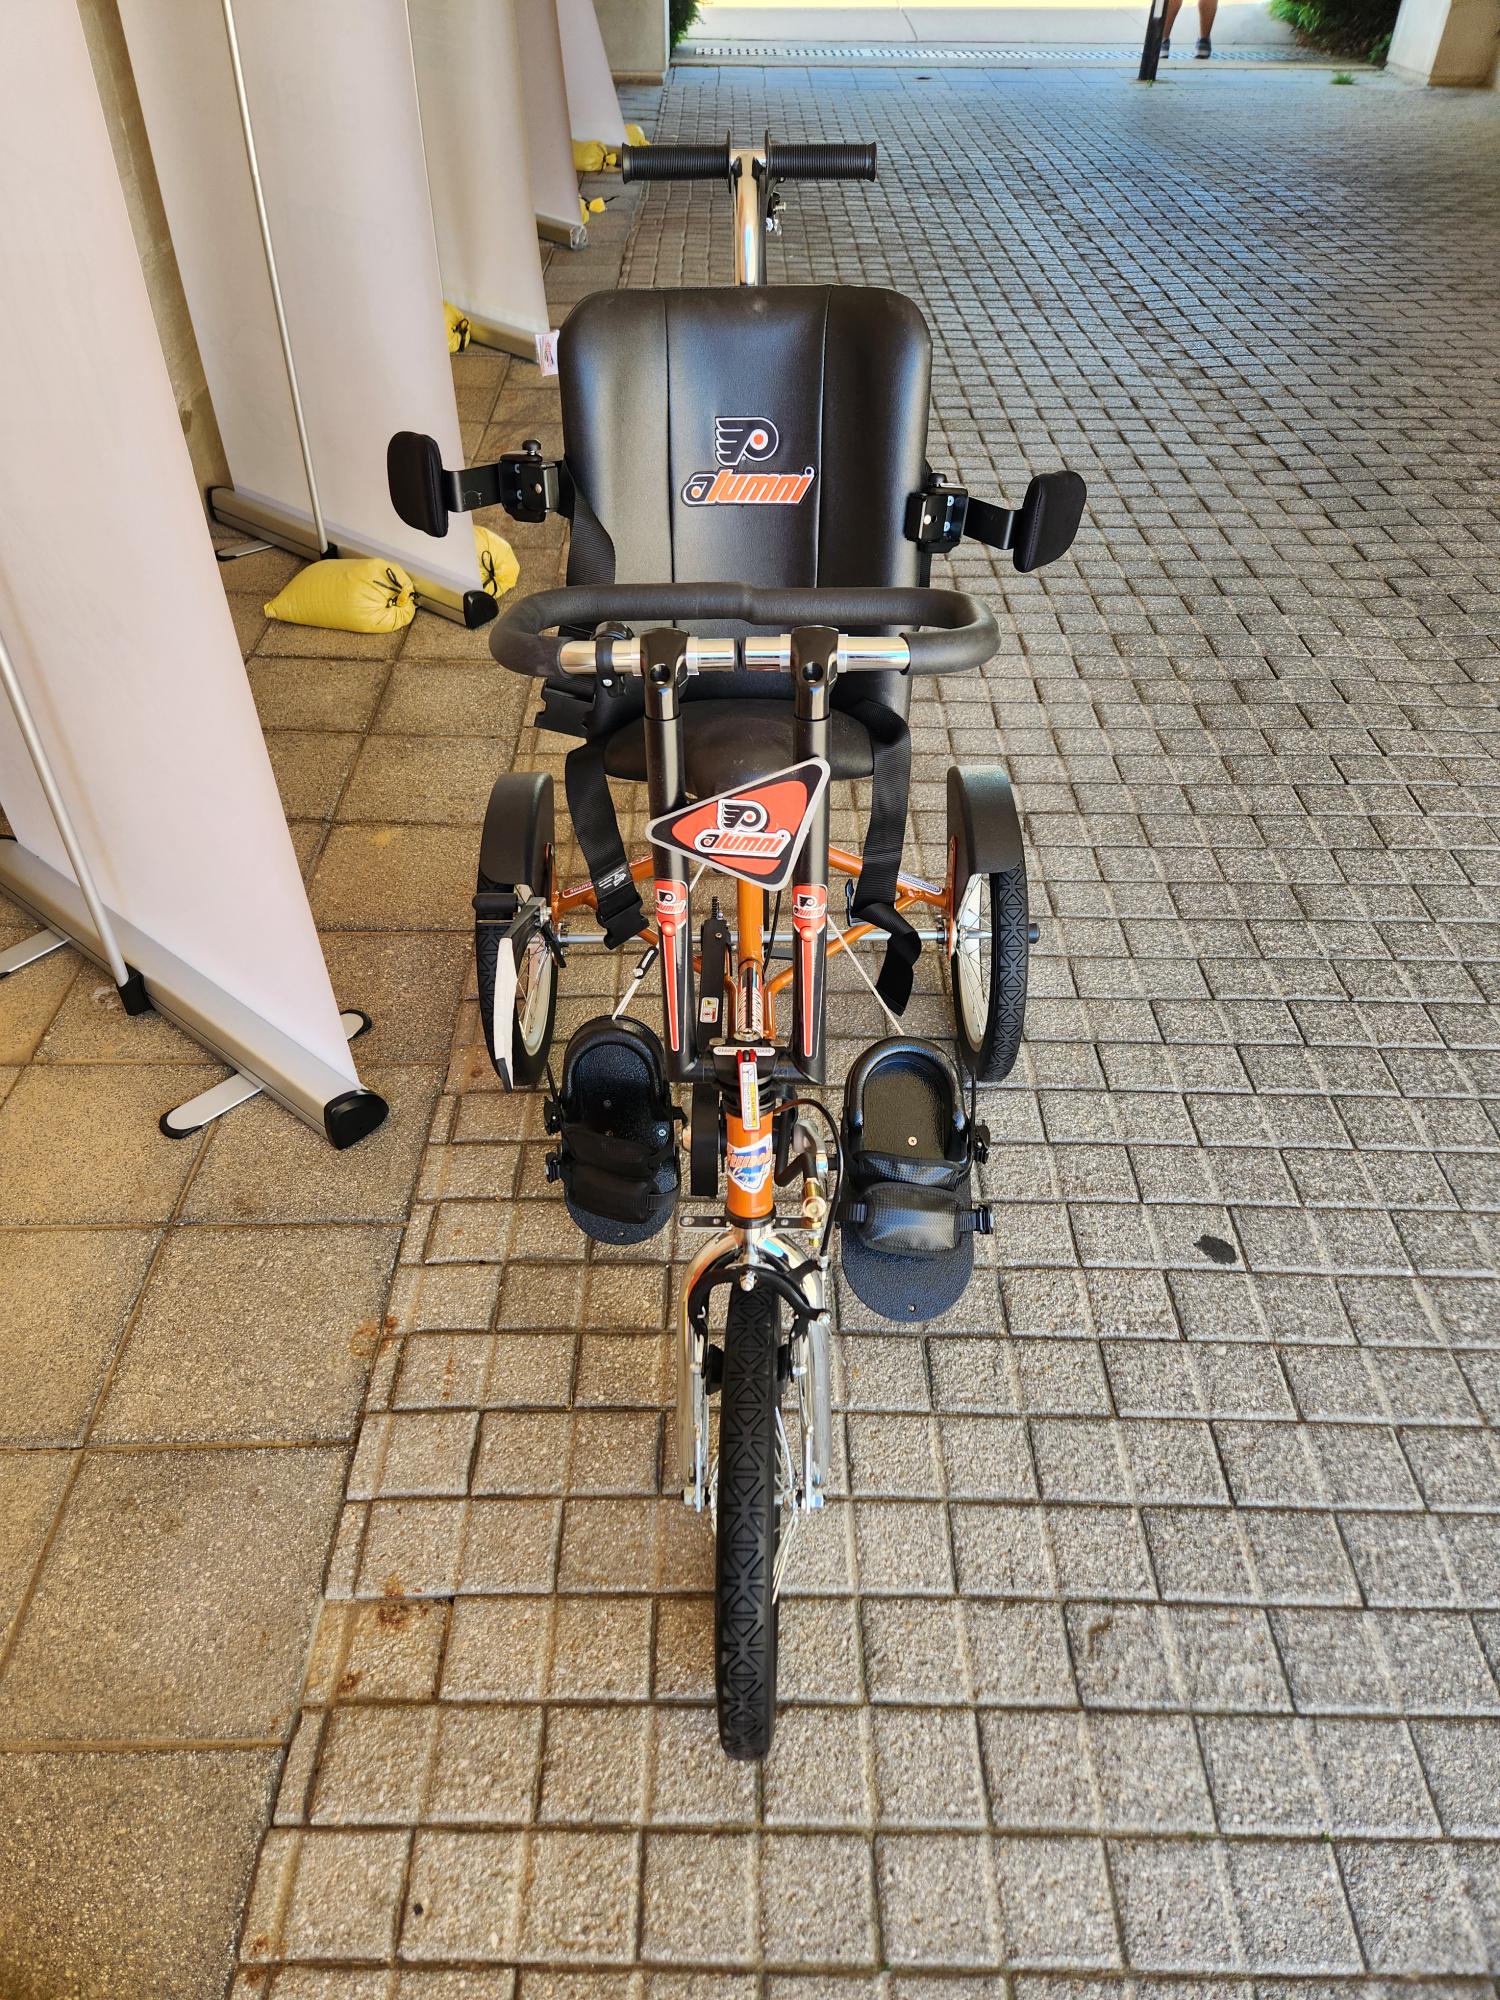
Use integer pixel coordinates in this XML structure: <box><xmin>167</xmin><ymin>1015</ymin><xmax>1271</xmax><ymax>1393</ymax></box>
<box><xmin>954</xmin><ymin>873</ymin><xmax>991</xmax><ymax>1045</ymax></box>
<box><xmin>516</xmin><ymin>929</ymin><xmax>554</xmax><ymax>1055</ymax></box>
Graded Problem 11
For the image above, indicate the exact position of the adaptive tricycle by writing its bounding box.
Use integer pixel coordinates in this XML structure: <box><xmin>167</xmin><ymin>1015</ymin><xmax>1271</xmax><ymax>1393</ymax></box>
<box><xmin>388</xmin><ymin>135</ymin><xmax>1085</xmax><ymax>1757</ymax></box>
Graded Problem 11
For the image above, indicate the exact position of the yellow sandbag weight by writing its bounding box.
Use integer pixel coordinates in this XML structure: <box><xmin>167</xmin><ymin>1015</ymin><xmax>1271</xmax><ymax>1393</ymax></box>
<box><xmin>475</xmin><ymin>524</ymin><xmax>519</xmax><ymax>600</ymax></box>
<box><xmin>264</xmin><ymin>557</ymin><xmax>416</xmax><ymax>634</ymax></box>
<box><xmin>444</xmin><ymin>302</ymin><xmax>472</xmax><ymax>353</ymax></box>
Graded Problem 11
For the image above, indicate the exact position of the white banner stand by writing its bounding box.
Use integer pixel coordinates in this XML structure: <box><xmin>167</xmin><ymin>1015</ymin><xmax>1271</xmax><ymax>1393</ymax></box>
<box><xmin>117</xmin><ymin>0</ymin><xmax>488</xmax><ymax>625</ymax></box>
<box><xmin>557</xmin><ymin>0</ymin><xmax>629</xmax><ymax>147</ymax></box>
<box><xmin>0</xmin><ymin>3</ymin><xmax>386</xmax><ymax>1149</ymax></box>
<box><xmin>515</xmin><ymin>0</ymin><xmax>590</xmax><ymax>246</ymax></box>
<box><xmin>409</xmin><ymin>0</ymin><xmax>555</xmax><ymax>360</ymax></box>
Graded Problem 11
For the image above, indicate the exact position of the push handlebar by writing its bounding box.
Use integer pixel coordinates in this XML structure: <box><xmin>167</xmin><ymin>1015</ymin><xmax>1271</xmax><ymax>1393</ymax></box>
<box><xmin>491</xmin><ymin>582</ymin><xmax>997</xmax><ymax>680</ymax></box>
<box><xmin>621</xmin><ymin>136</ymin><xmax>877</xmax><ymax>185</ymax></box>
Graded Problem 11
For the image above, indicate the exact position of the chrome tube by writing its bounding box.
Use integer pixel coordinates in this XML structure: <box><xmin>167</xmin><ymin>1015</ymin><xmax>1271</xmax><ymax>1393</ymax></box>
<box><xmin>556</xmin><ymin>636</ymin><xmax>738</xmax><ymax>675</ymax></box>
<box><xmin>731</xmin><ymin>148</ymin><xmax>766</xmax><ymax>286</ymax></box>
<box><xmin>743</xmin><ymin>634</ymin><xmax>912</xmax><ymax>672</ymax></box>
<box><xmin>678</xmin><ymin>1231</ymin><xmax>737</xmax><ymax>1507</ymax></box>
<box><xmin>747</xmin><ymin>1225</ymin><xmax>831</xmax><ymax>1511</ymax></box>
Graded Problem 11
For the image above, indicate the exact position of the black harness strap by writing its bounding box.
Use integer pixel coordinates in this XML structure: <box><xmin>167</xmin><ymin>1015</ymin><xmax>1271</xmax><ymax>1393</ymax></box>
<box><xmin>841</xmin><ymin>693</ymin><xmax>921</xmax><ymax>1013</ymax></box>
<box><xmin>564</xmin><ymin>736</ymin><xmax>646</xmax><ymax>948</ymax></box>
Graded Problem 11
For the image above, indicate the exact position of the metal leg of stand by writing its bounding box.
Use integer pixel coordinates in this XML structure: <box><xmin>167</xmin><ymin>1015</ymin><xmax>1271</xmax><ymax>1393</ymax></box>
<box><xmin>215</xmin><ymin>540</ymin><xmax>275</xmax><ymax>562</ymax></box>
<box><xmin>0</xmin><ymin>621</ymin><xmax>149</xmax><ymax>1014</ymax></box>
<box><xmin>160</xmin><ymin>1010</ymin><xmax>372</xmax><ymax>1139</ymax></box>
<box><xmin>0</xmin><ymin>929</ymin><xmax>67</xmax><ymax>979</ymax></box>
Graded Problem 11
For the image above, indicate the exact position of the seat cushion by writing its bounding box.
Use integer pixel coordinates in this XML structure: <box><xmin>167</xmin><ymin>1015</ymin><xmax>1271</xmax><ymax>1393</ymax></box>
<box><xmin>601</xmin><ymin>700</ymin><xmax>873</xmax><ymax>790</ymax></box>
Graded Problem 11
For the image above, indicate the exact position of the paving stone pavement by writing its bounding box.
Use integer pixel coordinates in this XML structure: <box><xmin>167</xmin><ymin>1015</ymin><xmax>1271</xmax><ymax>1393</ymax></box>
<box><xmin>4</xmin><ymin>52</ymin><xmax>1495</xmax><ymax>2000</ymax></box>
<box><xmin>217</xmin><ymin>62</ymin><xmax>1500</xmax><ymax>1994</ymax></box>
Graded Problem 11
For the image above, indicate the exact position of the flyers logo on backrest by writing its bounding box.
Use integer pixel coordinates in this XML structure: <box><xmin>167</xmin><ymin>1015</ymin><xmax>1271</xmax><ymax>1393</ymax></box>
<box><xmin>647</xmin><ymin>760</ymin><xmax>831</xmax><ymax>890</ymax></box>
<box><xmin>682</xmin><ymin>414</ymin><xmax>815</xmax><ymax>509</ymax></box>
<box><xmin>715</xmin><ymin>417</ymin><xmax>780</xmax><ymax>466</ymax></box>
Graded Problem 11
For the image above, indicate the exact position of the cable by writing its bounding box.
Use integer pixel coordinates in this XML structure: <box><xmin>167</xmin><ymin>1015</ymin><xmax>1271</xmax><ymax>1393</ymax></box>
<box><xmin>780</xmin><ymin>1094</ymin><xmax>842</xmax><ymax>1261</ymax></box>
<box><xmin>826</xmin><ymin>911</ymin><xmax>903</xmax><ymax>1034</ymax></box>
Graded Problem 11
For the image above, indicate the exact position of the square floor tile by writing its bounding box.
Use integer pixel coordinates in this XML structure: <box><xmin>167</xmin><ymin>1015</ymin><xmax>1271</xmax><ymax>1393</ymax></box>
<box><xmin>0</xmin><ymin>1446</ymin><xmax>344</xmax><ymax>1740</ymax></box>
<box><xmin>95</xmin><ymin>1224</ymin><xmax>399</xmax><ymax>1443</ymax></box>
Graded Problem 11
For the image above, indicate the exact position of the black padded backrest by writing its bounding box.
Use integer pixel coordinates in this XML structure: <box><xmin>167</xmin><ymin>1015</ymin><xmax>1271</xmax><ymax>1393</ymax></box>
<box><xmin>559</xmin><ymin>285</ymin><xmax>931</xmax><ymax>593</ymax></box>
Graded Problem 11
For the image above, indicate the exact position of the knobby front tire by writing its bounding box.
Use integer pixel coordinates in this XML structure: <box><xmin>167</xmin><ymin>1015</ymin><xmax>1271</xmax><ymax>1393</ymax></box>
<box><xmin>714</xmin><ymin>1284</ymin><xmax>782</xmax><ymax>1760</ymax></box>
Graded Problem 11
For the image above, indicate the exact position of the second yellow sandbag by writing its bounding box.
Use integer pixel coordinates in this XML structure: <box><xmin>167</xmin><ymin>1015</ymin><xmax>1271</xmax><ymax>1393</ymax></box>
<box><xmin>264</xmin><ymin>557</ymin><xmax>417</xmax><ymax>634</ymax></box>
<box><xmin>475</xmin><ymin>525</ymin><xmax>519</xmax><ymax>601</ymax></box>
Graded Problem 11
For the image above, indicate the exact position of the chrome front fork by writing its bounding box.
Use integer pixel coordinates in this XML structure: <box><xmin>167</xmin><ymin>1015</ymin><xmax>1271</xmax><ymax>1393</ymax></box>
<box><xmin>677</xmin><ymin>1218</ymin><xmax>833</xmax><ymax>1515</ymax></box>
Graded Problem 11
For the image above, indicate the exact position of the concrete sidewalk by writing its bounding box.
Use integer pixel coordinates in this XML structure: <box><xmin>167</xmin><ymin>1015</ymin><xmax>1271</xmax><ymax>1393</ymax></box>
<box><xmin>682</xmin><ymin>2</ymin><xmax>1294</xmax><ymax>48</ymax></box>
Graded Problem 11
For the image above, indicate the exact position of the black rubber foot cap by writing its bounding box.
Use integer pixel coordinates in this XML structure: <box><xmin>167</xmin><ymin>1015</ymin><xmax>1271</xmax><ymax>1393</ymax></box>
<box><xmin>324</xmin><ymin>1088</ymin><xmax>390</xmax><ymax>1150</ymax></box>
<box><xmin>118</xmin><ymin>966</ymin><xmax>153</xmax><ymax>1017</ymax></box>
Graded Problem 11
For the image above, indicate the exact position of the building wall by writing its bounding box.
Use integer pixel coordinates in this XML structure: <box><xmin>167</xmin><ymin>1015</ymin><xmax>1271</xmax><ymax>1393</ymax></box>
<box><xmin>595</xmin><ymin>0</ymin><xmax>670</xmax><ymax>79</ymax></box>
<box><xmin>1388</xmin><ymin>0</ymin><xmax>1500</xmax><ymax>81</ymax></box>
<box><xmin>75</xmin><ymin>0</ymin><xmax>230</xmax><ymax>499</ymax></box>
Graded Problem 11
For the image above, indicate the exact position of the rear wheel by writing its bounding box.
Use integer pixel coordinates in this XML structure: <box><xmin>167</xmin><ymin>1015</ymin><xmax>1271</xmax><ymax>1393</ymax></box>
<box><xmin>949</xmin><ymin>861</ymin><xmax>1027</xmax><ymax>1082</ymax></box>
<box><xmin>714</xmin><ymin>1284</ymin><xmax>782</xmax><ymax>1760</ymax></box>
<box><xmin>946</xmin><ymin>767</ymin><xmax>1029</xmax><ymax>1083</ymax></box>
<box><xmin>475</xmin><ymin>773</ymin><xmax>557</xmax><ymax>1088</ymax></box>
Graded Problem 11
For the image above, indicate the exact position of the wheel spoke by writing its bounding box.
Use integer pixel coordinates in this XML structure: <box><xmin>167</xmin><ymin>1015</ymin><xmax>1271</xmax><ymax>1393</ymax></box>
<box><xmin>516</xmin><ymin>931</ymin><xmax>554</xmax><ymax>1054</ymax></box>
<box><xmin>954</xmin><ymin>875</ymin><xmax>991</xmax><ymax>1043</ymax></box>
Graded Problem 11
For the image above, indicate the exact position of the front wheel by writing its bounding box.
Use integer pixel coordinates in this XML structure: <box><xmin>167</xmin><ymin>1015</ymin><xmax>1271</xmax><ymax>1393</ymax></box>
<box><xmin>714</xmin><ymin>1284</ymin><xmax>782</xmax><ymax>1760</ymax></box>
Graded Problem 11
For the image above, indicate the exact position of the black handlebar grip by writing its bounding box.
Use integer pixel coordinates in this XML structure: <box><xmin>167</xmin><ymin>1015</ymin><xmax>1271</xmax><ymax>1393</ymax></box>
<box><xmin>764</xmin><ymin>140</ymin><xmax>877</xmax><ymax>181</ymax></box>
<box><xmin>620</xmin><ymin>140</ymin><xmax>731</xmax><ymax>183</ymax></box>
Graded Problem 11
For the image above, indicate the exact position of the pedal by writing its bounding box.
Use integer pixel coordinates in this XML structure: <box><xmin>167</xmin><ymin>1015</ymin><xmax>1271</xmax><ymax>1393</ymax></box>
<box><xmin>838</xmin><ymin>1038</ymin><xmax>987</xmax><ymax>1323</ymax></box>
<box><xmin>547</xmin><ymin>1016</ymin><xmax>680</xmax><ymax>1246</ymax></box>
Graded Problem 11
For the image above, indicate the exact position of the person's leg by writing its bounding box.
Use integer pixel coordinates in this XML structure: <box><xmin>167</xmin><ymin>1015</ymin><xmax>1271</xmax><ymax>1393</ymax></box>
<box><xmin>1196</xmin><ymin>0</ymin><xmax>1217</xmax><ymax>49</ymax></box>
<box><xmin>1162</xmin><ymin>0</ymin><xmax>1183</xmax><ymax>48</ymax></box>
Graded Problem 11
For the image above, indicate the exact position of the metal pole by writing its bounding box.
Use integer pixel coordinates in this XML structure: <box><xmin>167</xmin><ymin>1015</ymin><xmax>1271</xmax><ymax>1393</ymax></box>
<box><xmin>1138</xmin><ymin>0</ymin><xmax>1169</xmax><ymax>78</ymax></box>
<box><xmin>732</xmin><ymin>149</ymin><xmax>767</xmax><ymax>287</ymax></box>
<box><xmin>219</xmin><ymin>0</ymin><xmax>329</xmax><ymax>553</ymax></box>
<box><xmin>0</xmin><ymin>618</ymin><xmax>139</xmax><ymax>999</ymax></box>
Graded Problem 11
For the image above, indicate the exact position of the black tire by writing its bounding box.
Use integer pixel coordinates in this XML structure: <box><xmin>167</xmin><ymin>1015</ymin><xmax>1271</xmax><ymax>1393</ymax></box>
<box><xmin>714</xmin><ymin>1284</ymin><xmax>782</xmax><ymax>1760</ymax></box>
<box><xmin>475</xmin><ymin>773</ymin><xmax>557</xmax><ymax>1089</ymax></box>
<box><xmin>949</xmin><ymin>858</ymin><xmax>1028</xmax><ymax>1083</ymax></box>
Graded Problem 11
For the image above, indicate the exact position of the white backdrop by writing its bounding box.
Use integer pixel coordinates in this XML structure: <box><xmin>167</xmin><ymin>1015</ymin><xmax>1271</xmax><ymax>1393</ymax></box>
<box><xmin>117</xmin><ymin>0</ymin><xmax>482</xmax><ymax>607</ymax></box>
<box><xmin>557</xmin><ymin>0</ymin><xmax>628</xmax><ymax>146</ymax></box>
<box><xmin>410</xmin><ymin>0</ymin><xmax>554</xmax><ymax>357</ymax></box>
<box><xmin>515</xmin><ymin>0</ymin><xmax>591</xmax><ymax>242</ymax></box>
<box><xmin>0</xmin><ymin>1</ymin><xmax>364</xmax><ymax>1102</ymax></box>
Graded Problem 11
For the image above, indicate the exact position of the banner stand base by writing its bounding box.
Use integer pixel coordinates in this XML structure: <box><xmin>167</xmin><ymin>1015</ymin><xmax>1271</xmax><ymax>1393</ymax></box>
<box><xmin>163</xmin><ymin>1008</ymin><xmax>372</xmax><ymax>1138</ymax></box>
<box><xmin>462</xmin><ymin>313</ymin><xmax>553</xmax><ymax>362</ymax></box>
<box><xmin>0</xmin><ymin>839</ymin><xmax>390</xmax><ymax>1150</ymax></box>
<box><xmin>537</xmin><ymin>214</ymin><xmax>588</xmax><ymax>250</ymax></box>
<box><xmin>208</xmin><ymin>487</ymin><xmax>496</xmax><ymax>628</ymax></box>
<box><xmin>0</xmin><ymin>927</ymin><xmax>66</xmax><ymax>978</ymax></box>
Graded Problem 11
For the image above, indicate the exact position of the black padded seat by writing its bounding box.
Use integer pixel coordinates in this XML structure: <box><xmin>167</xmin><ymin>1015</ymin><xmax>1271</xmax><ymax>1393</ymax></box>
<box><xmin>602</xmin><ymin>700</ymin><xmax>873</xmax><ymax>790</ymax></box>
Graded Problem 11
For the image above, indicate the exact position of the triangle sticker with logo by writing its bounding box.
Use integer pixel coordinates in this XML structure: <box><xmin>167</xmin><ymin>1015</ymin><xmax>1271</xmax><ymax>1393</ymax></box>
<box><xmin>646</xmin><ymin>758</ymin><xmax>830</xmax><ymax>890</ymax></box>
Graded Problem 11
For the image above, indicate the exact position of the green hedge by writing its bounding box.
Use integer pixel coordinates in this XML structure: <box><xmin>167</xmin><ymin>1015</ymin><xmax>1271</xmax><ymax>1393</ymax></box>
<box><xmin>670</xmin><ymin>0</ymin><xmax>701</xmax><ymax>45</ymax></box>
<box><xmin>1268</xmin><ymin>0</ymin><xmax>1397</xmax><ymax>61</ymax></box>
